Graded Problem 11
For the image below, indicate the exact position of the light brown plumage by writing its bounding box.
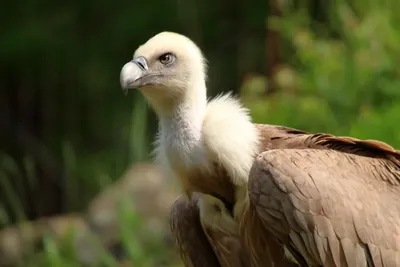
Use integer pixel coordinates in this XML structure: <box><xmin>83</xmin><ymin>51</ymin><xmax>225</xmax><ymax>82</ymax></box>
<box><xmin>171</xmin><ymin>123</ymin><xmax>400</xmax><ymax>266</ymax></box>
<box><xmin>170</xmin><ymin>194</ymin><xmax>221</xmax><ymax>267</ymax></box>
<box><xmin>171</xmin><ymin>193</ymin><xmax>250</xmax><ymax>267</ymax></box>
<box><xmin>239</xmin><ymin>124</ymin><xmax>400</xmax><ymax>267</ymax></box>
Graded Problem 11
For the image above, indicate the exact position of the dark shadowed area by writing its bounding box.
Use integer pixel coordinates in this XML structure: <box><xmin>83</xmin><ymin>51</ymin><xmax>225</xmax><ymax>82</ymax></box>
<box><xmin>1</xmin><ymin>0</ymin><xmax>399</xmax><ymax>266</ymax></box>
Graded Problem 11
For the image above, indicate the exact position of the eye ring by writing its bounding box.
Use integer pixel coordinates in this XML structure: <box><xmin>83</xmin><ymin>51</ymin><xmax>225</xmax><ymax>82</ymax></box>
<box><xmin>159</xmin><ymin>53</ymin><xmax>174</xmax><ymax>65</ymax></box>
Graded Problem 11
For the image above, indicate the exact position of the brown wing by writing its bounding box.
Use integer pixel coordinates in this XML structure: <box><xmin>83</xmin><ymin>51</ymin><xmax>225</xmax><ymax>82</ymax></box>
<box><xmin>248</xmin><ymin>148</ymin><xmax>400</xmax><ymax>267</ymax></box>
<box><xmin>198</xmin><ymin>194</ymin><xmax>249</xmax><ymax>267</ymax></box>
<box><xmin>239</xmin><ymin>198</ymin><xmax>301</xmax><ymax>267</ymax></box>
<box><xmin>170</xmin><ymin>194</ymin><xmax>221</xmax><ymax>267</ymax></box>
<box><xmin>170</xmin><ymin>194</ymin><xmax>248</xmax><ymax>267</ymax></box>
<box><xmin>202</xmin><ymin>221</ymin><xmax>247</xmax><ymax>267</ymax></box>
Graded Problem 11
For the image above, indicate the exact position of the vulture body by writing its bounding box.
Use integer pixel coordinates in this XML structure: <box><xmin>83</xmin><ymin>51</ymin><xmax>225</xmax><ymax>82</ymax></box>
<box><xmin>120</xmin><ymin>32</ymin><xmax>400</xmax><ymax>267</ymax></box>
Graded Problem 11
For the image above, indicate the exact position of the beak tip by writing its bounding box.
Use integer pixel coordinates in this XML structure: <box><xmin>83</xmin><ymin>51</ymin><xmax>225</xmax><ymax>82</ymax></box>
<box><xmin>120</xmin><ymin>78</ymin><xmax>129</xmax><ymax>96</ymax></box>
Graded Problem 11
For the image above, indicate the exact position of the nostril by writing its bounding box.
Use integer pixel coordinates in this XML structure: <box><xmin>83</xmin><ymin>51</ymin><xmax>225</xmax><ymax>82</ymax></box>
<box><xmin>132</xmin><ymin>56</ymin><xmax>148</xmax><ymax>71</ymax></box>
<box><xmin>137</xmin><ymin>62</ymin><xmax>145</xmax><ymax>69</ymax></box>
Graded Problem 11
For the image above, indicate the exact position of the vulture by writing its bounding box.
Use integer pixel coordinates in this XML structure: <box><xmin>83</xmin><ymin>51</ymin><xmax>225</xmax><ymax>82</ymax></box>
<box><xmin>120</xmin><ymin>32</ymin><xmax>400</xmax><ymax>267</ymax></box>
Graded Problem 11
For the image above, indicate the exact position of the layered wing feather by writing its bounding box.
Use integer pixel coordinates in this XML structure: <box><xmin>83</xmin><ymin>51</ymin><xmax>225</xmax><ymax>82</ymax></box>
<box><xmin>170</xmin><ymin>194</ymin><xmax>248</xmax><ymax>267</ymax></box>
<box><xmin>170</xmin><ymin>194</ymin><xmax>221</xmax><ymax>267</ymax></box>
<box><xmin>248</xmin><ymin>148</ymin><xmax>400</xmax><ymax>267</ymax></box>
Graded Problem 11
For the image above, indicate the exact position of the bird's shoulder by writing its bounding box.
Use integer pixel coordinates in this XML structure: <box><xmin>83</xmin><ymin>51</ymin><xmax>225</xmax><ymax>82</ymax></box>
<box><xmin>202</xmin><ymin>94</ymin><xmax>259</xmax><ymax>186</ymax></box>
<box><xmin>255</xmin><ymin>123</ymin><xmax>400</xmax><ymax>166</ymax></box>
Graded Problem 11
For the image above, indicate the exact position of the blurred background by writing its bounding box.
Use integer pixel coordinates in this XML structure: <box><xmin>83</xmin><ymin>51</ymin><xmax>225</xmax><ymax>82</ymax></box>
<box><xmin>1</xmin><ymin>0</ymin><xmax>400</xmax><ymax>266</ymax></box>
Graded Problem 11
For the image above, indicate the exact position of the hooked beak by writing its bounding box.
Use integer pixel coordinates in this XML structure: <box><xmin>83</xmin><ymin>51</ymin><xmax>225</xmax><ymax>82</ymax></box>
<box><xmin>120</xmin><ymin>56</ymin><xmax>149</xmax><ymax>96</ymax></box>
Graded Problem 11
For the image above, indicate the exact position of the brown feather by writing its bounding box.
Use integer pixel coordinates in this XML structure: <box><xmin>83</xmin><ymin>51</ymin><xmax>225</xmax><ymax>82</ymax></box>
<box><xmin>170</xmin><ymin>194</ymin><xmax>221</xmax><ymax>267</ymax></box>
<box><xmin>239</xmin><ymin>124</ymin><xmax>400</xmax><ymax>267</ymax></box>
<box><xmin>248</xmin><ymin>148</ymin><xmax>400</xmax><ymax>267</ymax></box>
<box><xmin>177</xmin><ymin>163</ymin><xmax>236</xmax><ymax>213</ymax></box>
<box><xmin>202</xmin><ymin>222</ymin><xmax>248</xmax><ymax>267</ymax></box>
<box><xmin>239</xmin><ymin>198</ymin><xmax>299</xmax><ymax>267</ymax></box>
<box><xmin>170</xmin><ymin>194</ymin><xmax>249</xmax><ymax>267</ymax></box>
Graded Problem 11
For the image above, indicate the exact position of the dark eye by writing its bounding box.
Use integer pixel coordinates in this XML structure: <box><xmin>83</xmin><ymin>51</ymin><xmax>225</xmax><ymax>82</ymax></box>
<box><xmin>159</xmin><ymin>53</ymin><xmax>174</xmax><ymax>64</ymax></box>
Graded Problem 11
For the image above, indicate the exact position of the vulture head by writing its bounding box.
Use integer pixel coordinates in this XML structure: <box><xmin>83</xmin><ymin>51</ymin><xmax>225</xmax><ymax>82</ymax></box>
<box><xmin>120</xmin><ymin>32</ymin><xmax>207</xmax><ymax>115</ymax></box>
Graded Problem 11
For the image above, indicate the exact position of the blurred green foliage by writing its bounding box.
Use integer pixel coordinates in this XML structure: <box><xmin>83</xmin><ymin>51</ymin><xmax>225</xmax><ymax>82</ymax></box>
<box><xmin>245</xmin><ymin>0</ymin><xmax>400</xmax><ymax>146</ymax></box>
<box><xmin>1</xmin><ymin>0</ymin><xmax>400</xmax><ymax>266</ymax></box>
<box><xmin>1</xmin><ymin>0</ymin><xmax>268</xmax><ymax>223</ymax></box>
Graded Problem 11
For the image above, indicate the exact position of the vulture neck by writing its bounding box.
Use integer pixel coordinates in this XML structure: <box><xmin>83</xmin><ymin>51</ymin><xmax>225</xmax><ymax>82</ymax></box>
<box><xmin>158</xmin><ymin>79</ymin><xmax>207</xmax><ymax>156</ymax></box>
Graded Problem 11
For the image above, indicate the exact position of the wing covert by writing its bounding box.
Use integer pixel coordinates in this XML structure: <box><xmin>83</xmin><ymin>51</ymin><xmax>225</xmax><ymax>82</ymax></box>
<box><xmin>248</xmin><ymin>148</ymin><xmax>400</xmax><ymax>267</ymax></box>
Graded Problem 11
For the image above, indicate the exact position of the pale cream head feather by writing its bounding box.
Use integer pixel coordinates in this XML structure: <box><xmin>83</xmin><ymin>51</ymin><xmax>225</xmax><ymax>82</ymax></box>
<box><xmin>120</xmin><ymin>31</ymin><xmax>207</xmax><ymax>115</ymax></box>
<box><xmin>120</xmin><ymin>32</ymin><xmax>260</xmax><ymax>193</ymax></box>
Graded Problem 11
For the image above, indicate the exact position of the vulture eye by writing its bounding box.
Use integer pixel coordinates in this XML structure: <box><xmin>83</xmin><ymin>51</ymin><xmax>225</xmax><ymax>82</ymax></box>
<box><xmin>159</xmin><ymin>53</ymin><xmax>174</xmax><ymax>65</ymax></box>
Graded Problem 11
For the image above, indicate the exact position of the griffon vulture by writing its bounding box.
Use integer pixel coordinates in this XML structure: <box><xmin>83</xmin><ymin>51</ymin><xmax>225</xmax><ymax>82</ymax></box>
<box><xmin>120</xmin><ymin>32</ymin><xmax>400</xmax><ymax>267</ymax></box>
